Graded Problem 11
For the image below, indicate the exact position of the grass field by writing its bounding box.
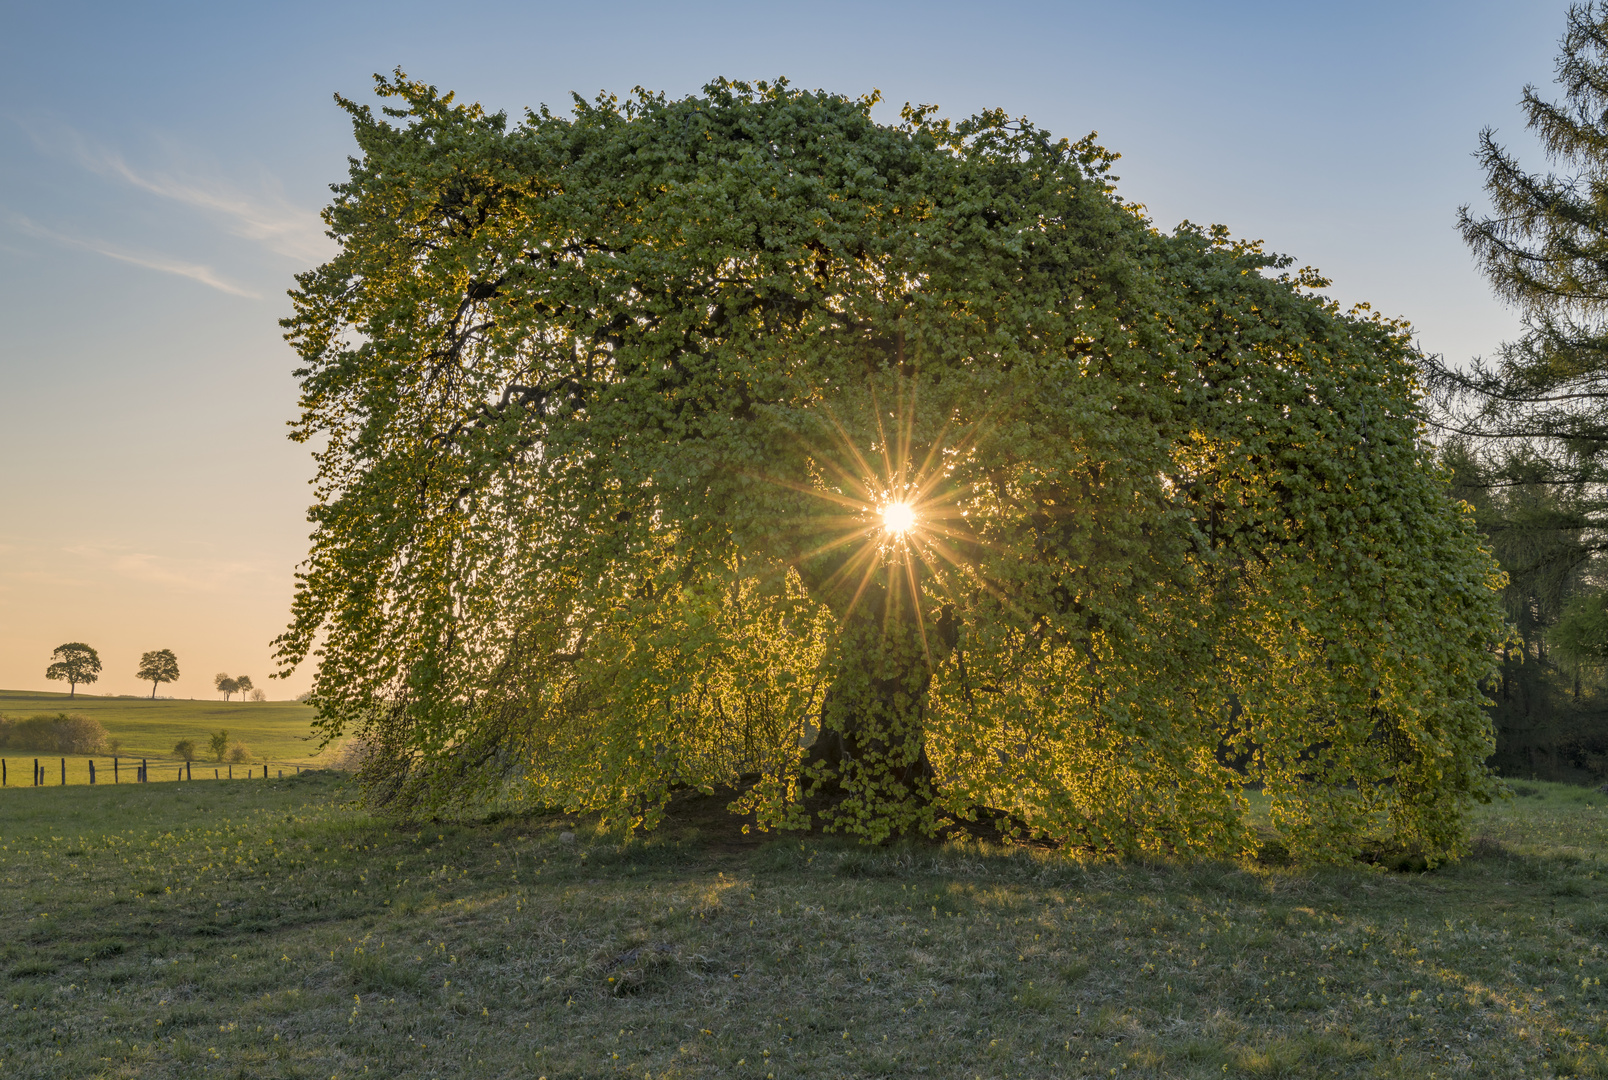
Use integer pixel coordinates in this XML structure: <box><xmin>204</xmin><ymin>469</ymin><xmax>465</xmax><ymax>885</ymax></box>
<box><xmin>1</xmin><ymin>776</ymin><xmax>1607</xmax><ymax>1078</ymax></box>
<box><xmin>0</xmin><ymin>689</ymin><xmax>330</xmax><ymax>772</ymax></box>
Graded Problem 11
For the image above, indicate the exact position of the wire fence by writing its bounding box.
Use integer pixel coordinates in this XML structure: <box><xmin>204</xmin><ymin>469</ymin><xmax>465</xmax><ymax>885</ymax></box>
<box><xmin>0</xmin><ymin>755</ymin><xmax>331</xmax><ymax>787</ymax></box>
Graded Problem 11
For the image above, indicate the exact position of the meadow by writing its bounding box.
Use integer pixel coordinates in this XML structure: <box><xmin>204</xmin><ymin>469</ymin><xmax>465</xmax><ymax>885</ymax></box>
<box><xmin>0</xmin><ymin>689</ymin><xmax>331</xmax><ymax>776</ymax></box>
<box><xmin>1</xmin><ymin>774</ymin><xmax>1606</xmax><ymax>1079</ymax></box>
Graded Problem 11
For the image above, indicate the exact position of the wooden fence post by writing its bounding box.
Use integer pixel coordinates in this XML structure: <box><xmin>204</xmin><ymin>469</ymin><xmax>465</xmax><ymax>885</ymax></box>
<box><xmin>60</xmin><ymin>758</ymin><xmax>65</xmax><ymax>785</ymax></box>
<box><xmin>2</xmin><ymin>759</ymin><xmax>6</xmax><ymax>785</ymax></box>
<box><xmin>34</xmin><ymin>758</ymin><xmax>40</xmax><ymax>787</ymax></box>
<box><xmin>141</xmin><ymin>758</ymin><xmax>147</xmax><ymax>783</ymax></box>
<box><xmin>186</xmin><ymin>761</ymin><xmax>192</xmax><ymax>781</ymax></box>
<box><xmin>89</xmin><ymin>761</ymin><xmax>95</xmax><ymax>785</ymax></box>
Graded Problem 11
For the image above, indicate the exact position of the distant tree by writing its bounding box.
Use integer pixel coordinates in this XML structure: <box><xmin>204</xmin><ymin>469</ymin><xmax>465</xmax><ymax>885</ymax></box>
<box><xmin>209</xmin><ymin>729</ymin><xmax>229</xmax><ymax>762</ymax></box>
<box><xmin>214</xmin><ymin>673</ymin><xmax>238</xmax><ymax>701</ymax></box>
<box><xmin>227</xmin><ymin>742</ymin><xmax>251</xmax><ymax>764</ymax></box>
<box><xmin>234</xmin><ymin>675</ymin><xmax>254</xmax><ymax>701</ymax></box>
<box><xmin>248</xmin><ymin>688</ymin><xmax>267</xmax><ymax>703</ymax></box>
<box><xmin>173</xmin><ymin>739</ymin><xmax>197</xmax><ymax>762</ymax></box>
<box><xmin>136</xmin><ymin>649</ymin><xmax>179</xmax><ymax>699</ymax></box>
<box><xmin>45</xmin><ymin>643</ymin><xmax>101</xmax><ymax>698</ymax></box>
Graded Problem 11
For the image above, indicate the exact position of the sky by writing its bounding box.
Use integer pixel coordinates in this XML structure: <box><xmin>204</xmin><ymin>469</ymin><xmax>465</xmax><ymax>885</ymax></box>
<box><xmin>0</xmin><ymin>0</ymin><xmax>1572</xmax><ymax>699</ymax></box>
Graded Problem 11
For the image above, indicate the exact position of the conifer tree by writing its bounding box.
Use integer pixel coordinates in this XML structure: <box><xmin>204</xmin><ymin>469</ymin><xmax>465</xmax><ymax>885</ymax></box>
<box><xmin>1439</xmin><ymin>2</ymin><xmax>1608</xmax><ymax>470</ymax></box>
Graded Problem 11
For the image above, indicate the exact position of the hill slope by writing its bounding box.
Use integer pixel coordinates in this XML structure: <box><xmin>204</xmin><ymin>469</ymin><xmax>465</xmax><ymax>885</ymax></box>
<box><xmin>0</xmin><ymin>688</ymin><xmax>328</xmax><ymax>765</ymax></box>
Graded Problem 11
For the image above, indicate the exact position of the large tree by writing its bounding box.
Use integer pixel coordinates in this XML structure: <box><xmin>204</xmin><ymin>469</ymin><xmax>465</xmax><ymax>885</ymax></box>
<box><xmin>45</xmin><ymin>642</ymin><xmax>101</xmax><ymax>698</ymax></box>
<box><xmin>136</xmin><ymin>649</ymin><xmax>179</xmax><ymax>700</ymax></box>
<box><xmin>1423</xmin><ymin>2</ymin><xmax>1608</xmax><ymax>781</ymax></box>
<box><xmin>1433</xmin><ymin>3</ymin><xmax>1608</xmax><ymax>485</ymax></box>
<box><xmin>276</xmin><ymin>74</ymin><xmax>1506</xmax><ymax>860</ymax></box>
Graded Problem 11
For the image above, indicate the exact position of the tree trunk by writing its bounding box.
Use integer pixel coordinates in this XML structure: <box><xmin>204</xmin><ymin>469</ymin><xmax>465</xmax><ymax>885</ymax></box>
<box><xmin>150</xmin><ymin>681</ymin><xmax>157</xmax><ymax>700</ymax></box>
<box><xmin>801</xmin><ymin>588</ymin><xmax>956</xmax><ymax>837</ymax></box>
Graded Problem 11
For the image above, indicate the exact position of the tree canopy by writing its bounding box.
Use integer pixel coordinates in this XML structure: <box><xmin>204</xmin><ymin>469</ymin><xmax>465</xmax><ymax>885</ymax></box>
<box><xmin>1422</xmin><ymin>2</ymin><xmax>1608</xmax><ymax>782</ymax></box>
<box><xmin>136</xmin><ymin>649</ymin><xmax>179</xmax><ymax>700</ymax></box>
<box><xmin>1434</xmin><ymin>2</ymin><xmax>1608</xmax><ymax>481</ymax></box>
<box><xmin>277</xmin><ymin>73</ymin><xmax>1507</xmax><ymax>861</ymax></box>
<box><xmin>45</xmin><ymin>642</ymin><xmax>101</xmax><ymax>698</ymax></box>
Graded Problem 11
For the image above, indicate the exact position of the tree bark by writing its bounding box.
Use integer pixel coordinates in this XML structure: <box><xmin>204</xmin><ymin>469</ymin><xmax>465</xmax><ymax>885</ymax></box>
<box><xmin>799</xmin><ymin>578</ymin><xmax>958</xmax><ymax>835</ymax></box>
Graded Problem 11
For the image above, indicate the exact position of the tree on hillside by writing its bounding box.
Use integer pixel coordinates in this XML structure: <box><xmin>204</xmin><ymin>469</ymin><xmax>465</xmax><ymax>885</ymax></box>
<box><xmin>274</xmin><ymin>73</ymin><xmax>1507</xmax><ymax>861</ymax></box>
<box><xmin>209</xmin><ymin>729</ymin><xmax>229</xmax><ymax>762</ymax></box>
<box><xmin>136</xmin><ymin>649</ymin><xmax>179</xmax><ymax>700</ymax></box>
<box><xmin>234</xmin><ymin>675</ymin><xmax>254</xmax><ymax>701</ymax></box>
<box><xmin>173</xmin><ymin>739</ymin><xmax>197</xmax><ymax>762</ymax></box>
<box><xmin>45</xmin><ymin>642</ymin><xmax>101</xmax><ymax>698</ymax></box>
<box><xmin>214</xmin><ymin>673</ymin><xmax>238</xmax><ymax>701</ymax></box>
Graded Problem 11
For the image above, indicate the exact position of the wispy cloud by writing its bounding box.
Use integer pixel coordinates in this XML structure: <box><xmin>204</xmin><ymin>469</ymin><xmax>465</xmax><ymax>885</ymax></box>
<box><xmin>22</xmin><ymin>120</ymin><xmax>333</xmax><ymax>265</ymax></box>
<box><xmin>63</xmin><ymin>543</ymin><xmax>270</xmax><ymax>593</ymax></box>
<box><xmin>10</xmin><ymin>214</ymin><xmax>260</xmax><ymax>298</ymax></box>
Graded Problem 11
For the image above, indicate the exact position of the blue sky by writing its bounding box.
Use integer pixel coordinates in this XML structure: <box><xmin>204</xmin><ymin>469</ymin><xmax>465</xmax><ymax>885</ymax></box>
<box><xmin>0</xmin><ymin>0</ymin><xmax>1569</xmax><ymax>697</ymax></box>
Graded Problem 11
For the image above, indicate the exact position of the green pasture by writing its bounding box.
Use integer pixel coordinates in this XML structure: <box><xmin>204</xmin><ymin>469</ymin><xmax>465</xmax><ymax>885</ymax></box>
<box><xmin>1</xmin><ymin>755</ymin><xmax>314</xmax><ymax>788</ymax></box>
<box><xmin>0</xmin><ymin>689</ymin><xmax>330</xmax><ymax>767</ymax></box>
<box><xmin>1</xmin><ymin>776</ymin><xmax>1607</xmax><ymax>1078</ymax></box>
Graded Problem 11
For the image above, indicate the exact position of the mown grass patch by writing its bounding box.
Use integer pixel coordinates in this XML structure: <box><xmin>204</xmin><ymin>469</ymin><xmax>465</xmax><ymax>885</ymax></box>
<box><xmin>0</xmin><ymin>775</ymin><xmax>1605</xmax><ymax>1077</ymax></box>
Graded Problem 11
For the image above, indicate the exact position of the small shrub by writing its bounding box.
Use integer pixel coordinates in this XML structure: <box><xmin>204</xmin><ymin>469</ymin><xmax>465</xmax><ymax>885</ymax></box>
<box><xmin>227</xmin><ymin>743</ymin><xmax>252</xmax><ymax>764</ymax></box>
<box><xmin>0</xmin><ymin>713</ymin><xmax>109</xmax><ymax>754</ymax></box>
<box><xmin>173</xmin><ymin>739</ymin><xmax>197</xmax><ymax>761</ymax></box>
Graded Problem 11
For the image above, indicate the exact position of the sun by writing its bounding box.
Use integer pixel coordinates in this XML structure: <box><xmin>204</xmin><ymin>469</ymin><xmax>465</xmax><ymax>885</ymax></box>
<box><xmin>881</xmin><ymin>501</ymin><xmax>917</xmax><ymax>536</ymax></box>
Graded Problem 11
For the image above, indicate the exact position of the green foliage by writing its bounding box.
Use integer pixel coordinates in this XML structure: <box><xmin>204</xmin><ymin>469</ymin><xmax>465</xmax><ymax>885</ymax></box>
<box><xmin>0</xmin><ymin>690</ymin><xmax>321</xmax><ymax>766</ymax></box>
<box><xmin>1442</xmin><ymin>439</ymin><xmax>1608</xmax><ymax>781</ymax></box>
<box><xmin>1430</xmin><ymin>3</ymin><xmax>1608</xmax><ymax>550</ymax></box>
<box><xmin>44</xmin><ymin>643</ymin><xmax>100</xmax><ymax>698</ymax></box>
<box><xmin>276</xmin><ymin>73</ymin><xmax>1507</xmax><ymax>861</ymax></box>
<box><xmin>172</xmin><ymin>739</ymin><xmax>197</xmax><ymax>762</ymax></box>
<box><xmin>136</xmin><ymin>650</ymin><xmax>179</xmax><ymax>699</ymax></box>
<box><xmin>209</xmin><ymin>729</ymin><xmax>229</xmax><ymax>763</ymax></box>
<box><xmin>0</xmin><ymin>713</ymin><xmax>109</xmax><ymax>754</ymax></box>
<box><xmin>1426</xmin><ymin>4</ymin><xmax>1608</xmax><ymax>782</ymax></box>
<box><xmin>1554</xmin><ymin>594</ymin><xmax>1608</xmax><ymax>663</ymax></box>
<box><xmin>214</xmin><ymin>673</ymin><xmax>238</xmax><ymax>700</ymax></box>
<box><xmin>1446</xmin><ymin>0</ymin><xmax>1608</xmax><ymax>445</ymax></box>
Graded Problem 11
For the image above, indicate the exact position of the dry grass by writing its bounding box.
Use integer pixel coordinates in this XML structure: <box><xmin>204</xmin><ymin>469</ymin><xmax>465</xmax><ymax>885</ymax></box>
<box><xmin>2</xmin><ymin>776</ymin><xmax>1607</xmax><ymax>1077</ymax></box>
